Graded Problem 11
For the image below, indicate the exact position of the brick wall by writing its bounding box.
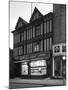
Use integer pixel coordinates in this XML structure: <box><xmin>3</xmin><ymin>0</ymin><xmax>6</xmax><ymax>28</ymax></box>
<box><xmin>53</xmin><ymin>4</ymin><xmax>66</xmax><ymax>44</ymax></box>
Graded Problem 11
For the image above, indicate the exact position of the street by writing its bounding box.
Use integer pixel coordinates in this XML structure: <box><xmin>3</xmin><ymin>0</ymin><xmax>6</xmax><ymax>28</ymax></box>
<box><xmin>9</xmin><ymin>78</ymin><xmax>66</xmax><ymax>89</ymax></box>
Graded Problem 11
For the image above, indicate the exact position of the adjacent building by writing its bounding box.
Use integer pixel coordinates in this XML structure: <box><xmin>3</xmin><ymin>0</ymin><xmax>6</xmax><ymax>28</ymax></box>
<box><xmin>12</xmin><ymin>4</ymin><xmax>66</xmax><ymax>79</ymax></box>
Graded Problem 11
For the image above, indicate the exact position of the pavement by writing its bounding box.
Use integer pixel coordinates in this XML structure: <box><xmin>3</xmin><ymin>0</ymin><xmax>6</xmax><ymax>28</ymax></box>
<box><xmin>9</xmin><ymin>77</ymin><xmax>66</xmax><ymax>89</ymax></box>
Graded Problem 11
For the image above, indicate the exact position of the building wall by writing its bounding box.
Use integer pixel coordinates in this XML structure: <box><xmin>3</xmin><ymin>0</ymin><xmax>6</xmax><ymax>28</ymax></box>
<box><xmin>53</xmin><ymin>4</ymin><xmax>66</xmax><ymax>44</ymax></box>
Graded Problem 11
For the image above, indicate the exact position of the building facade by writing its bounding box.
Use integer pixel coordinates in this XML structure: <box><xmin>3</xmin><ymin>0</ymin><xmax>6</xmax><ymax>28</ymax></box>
<box><xmin>12</xmin><ymin>4</ymin><xmax>66</xmax><ymax>79</ymax></box>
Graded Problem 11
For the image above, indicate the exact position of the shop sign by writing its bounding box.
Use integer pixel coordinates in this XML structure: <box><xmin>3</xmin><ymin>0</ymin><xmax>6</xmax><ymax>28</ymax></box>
<box><xmin>38</xmin><ymin>52</ymin><xmax>50</xmax><ymax>58</ymax></box>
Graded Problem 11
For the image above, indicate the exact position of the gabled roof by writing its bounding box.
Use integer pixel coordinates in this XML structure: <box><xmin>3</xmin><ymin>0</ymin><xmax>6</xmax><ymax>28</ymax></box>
<box><xmin>30</xmin><ymin>7</ymin><xmax>43</xmax><ymax>22</ymax></box>
<box><xmin>15</xmin><ymin>17</ymin><xmax>28</xmax><ymax>29</ymax></box>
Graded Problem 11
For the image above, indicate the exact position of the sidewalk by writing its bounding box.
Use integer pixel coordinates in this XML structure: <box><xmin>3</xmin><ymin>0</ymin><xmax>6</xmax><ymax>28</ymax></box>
<box><xmin>10</xmin><ymin>78</ymin><xmax>66</xmax><ymax>86</ymax></box>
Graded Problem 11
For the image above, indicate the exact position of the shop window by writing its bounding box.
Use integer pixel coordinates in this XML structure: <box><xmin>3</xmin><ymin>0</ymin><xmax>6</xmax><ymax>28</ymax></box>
<box><xmin>30</xmin><ymin>60</ymin><xmax>47</xmax><ymax>75</ymax></box>
<box><xmin>21</xmin><ymin>62</ymin><xmax>28</xmax><ymax>75</ymax></box>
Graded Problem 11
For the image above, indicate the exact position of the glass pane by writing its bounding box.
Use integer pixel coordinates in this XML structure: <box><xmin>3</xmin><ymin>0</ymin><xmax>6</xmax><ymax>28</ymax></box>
<box><xmin>44</xmin><ymin>22</ymin><xmax>46</xmax><ymax>34</ymax></box>
<box><xmin>47</xmin><ymin>21</ymin><xmax>49</xmax><ymax>33</ymax></box>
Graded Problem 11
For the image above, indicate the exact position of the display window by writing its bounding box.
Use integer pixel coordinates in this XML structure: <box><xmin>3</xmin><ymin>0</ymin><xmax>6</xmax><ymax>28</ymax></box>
<box><xmin>21</xmin><ymin>62</ymin><xmax>28</xmax><ymax>75</ymax></box>
<box><xmin>30</xmin><ymin>60</ymin><xmax>47</xmax><ymax>75</ymax></box>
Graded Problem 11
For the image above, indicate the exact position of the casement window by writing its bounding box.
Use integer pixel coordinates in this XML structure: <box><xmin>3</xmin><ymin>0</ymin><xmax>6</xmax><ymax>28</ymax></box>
<box><xmin>35</xmin><ymin>25</ymin><xmax>41</xmax><ymax>36</ymax></box>
<box><xmin>33</xmin><ymin>41</ymin><xmax>41</xmax><ymax>52</ymax></box>
<box><xmin>33</xmin><ymin>26</ymin><xmax>35</xmax><ymax>37</ymax></box>
<box><xmin>47</xmin><ymin>38</ymin><xmax>49</xmax><ymax>51</ymax></box>
<box><xmin>62</xmin><ymin>45</ymin><xmax>66</xmax><ymax>52</ymax></box>
<box><xmin>14</xmin><ymin>47</ymin><xmax>18</xmax><ymax>56</ymax></box>
<box><xmin>18</xmin><ymin>46</ymin><xmax>23</xmax><ymax>55</ymax></box>
<box><xmin>27</xmin><ymin>30</ymin><xmax>29</xmax><ymax>40</ymax></box>
<box><xmin>47</xmin><ymin>20</ymin><xmax>49</xmax><ymax>33</ymax></box>
<box><xmin>27</xmin><ymin>43</ymin><xmax>32</xmax><ymax>54</ymax></box>
<box><xmin>41</xmin><ymin>40</ymin><xmax>43</xmax><ymax>51</ymax></box>
<box><xmin>41</xmin><ymin>23</ymin><xmax>43</xmax><ymax>35</ymax></box>
<box><xmin>54</xmin><ymin>46</ymin><xmax>60</xmax><ymax>53</ymax></box>
<box><xmin>14</xmin><ymin>33</ymin><xmax>20</xmax><ymax>44</ymax></box>
<box><xmin>50</xmin><ymin>19</ymin><xmax>52</xmax><ymax>32</ymax></box>
<box><xmin>44</xmin><ymin>22</ymin><xmax>46</xmax><ymax>34</ymax></box>
<box><xmin>21</xmin><ymin>32</ymin><xmax>24</xmax><ymax>41</ymax></box>
<box><xmin>24</xmin><ymin>31</ymin><xmax>26</xmax><ymax>40</ymax></box>
<box><xmin>24</xmin><ymin>45</ymin><xmax>26</xmax><ymax>55</ymax></box>
<box><xmin>44</xmin><ymin>39</ymin><xmax>46</xmax><ymax>51</ymax></box>
<box><xmin>50</xmin><ymin>37</ymin><xmax>52</xmax><ymax>50</ymax></box>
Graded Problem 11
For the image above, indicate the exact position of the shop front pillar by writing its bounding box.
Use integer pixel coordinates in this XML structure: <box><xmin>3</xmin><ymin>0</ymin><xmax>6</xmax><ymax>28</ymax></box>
<box><xmin>52</xmin><ymin>57</ymin><xmax>55</xmax><ymax>77</ymax></box>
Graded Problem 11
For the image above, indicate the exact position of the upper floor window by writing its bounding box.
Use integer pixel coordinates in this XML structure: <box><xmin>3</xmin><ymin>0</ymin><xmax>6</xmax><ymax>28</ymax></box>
<box><xmin>13</xmin><ymin>47</ymin><xmax>18</xmax><ymax>56</ymax></box>
<box><xmin>27</xmin><ymin>43</ymin><xmax>32</xmax><ymax>54</ymax></box>
<box><xmin>35</xmin><ymin>25</ymin><xmax>41</xmax><ymax>36</ymax></box>
<box><xmin>62</xmin><ymin>45</ymin><xmax>66</xmax><ymax>52</ymax></box>
<box><xmin>21</xmin><ymin>31</ymin><xmax>26</xmax><ymax>41</ymax></box>
<box><xmin>21</xmin><ymin>32</ymin><xmax>24</xmax><ymax>41</ymax></box>
<box><xmin>47</xmin><ymin>20</ymin><xmax>49</xmax><ymax>33</ymax></box>
<box><xmin>33</xmin><ymin>41</ymin><xmax>41</xmax><ymax>52</ymax></box>
<box><xmin>44</xmin><ymin>22</ymin><xmax>46</xmax><ymax>34</ymax></box>
<box><xmin>18</xmin><ymin>46</ymin><xmax>23</xmax><ymax>55</ymax></box>
<box><xmin>54</xmin><ymin>46</ymin><xmax>60</xmax><ymax>53</ymax></box>
<box><xmin>14</xmin><ymin>33</ymin><xmax>20</xmax><ymax>44</ymax></box>
<box><xmin>50</xmin><ymin>19</ymin><xmax>52</xmax><ymax>32</ymax></box>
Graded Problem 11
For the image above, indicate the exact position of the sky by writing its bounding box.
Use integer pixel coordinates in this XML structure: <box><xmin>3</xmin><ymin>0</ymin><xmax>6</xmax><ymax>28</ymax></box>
<box><xmin>10</xmin><ymin>1</ymin><xmax>53</xmax><ymax>49</ymax></box>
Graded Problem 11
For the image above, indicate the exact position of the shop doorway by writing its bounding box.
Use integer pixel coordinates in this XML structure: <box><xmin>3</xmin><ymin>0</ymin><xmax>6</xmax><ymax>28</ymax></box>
<box><xmin>54</xmin><ymin>56</ymin><xmax>66</xmax><ymax>78</ymax></box>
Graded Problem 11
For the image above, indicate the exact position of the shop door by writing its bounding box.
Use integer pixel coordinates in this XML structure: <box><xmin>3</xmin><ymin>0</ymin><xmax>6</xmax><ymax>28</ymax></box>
<box><xmin>54</xmin><ymin>57</ymin><xmax>61</xmax><ymax>76</ymax></box>
<box><xmin>15</xmin><ymin>63</ymin><xmax>21</xmax><ymax>77</ymax></box>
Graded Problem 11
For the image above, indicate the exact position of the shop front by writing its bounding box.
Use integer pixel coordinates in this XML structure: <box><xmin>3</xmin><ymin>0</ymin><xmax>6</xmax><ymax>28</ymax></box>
<box><xmin>52</xmin><ymin>43</ymin><xmax>66</xmax><ymax>79</ymax></box>
<box><xmin>21</xmin><ymin>52</ymin><xmax>51</xmax><ymax>79</ymax></box>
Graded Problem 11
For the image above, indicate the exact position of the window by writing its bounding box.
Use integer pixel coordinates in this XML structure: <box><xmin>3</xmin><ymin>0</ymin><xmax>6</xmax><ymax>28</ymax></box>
<box><xmin>44</xmin><ymin>39</ymin><xmax>46</xmax><ymax>51</ymax></box>
<box><xmin>24</xmin><ymin>31</ymin><xmax>26</xmax><ymax>40</ymax></box>
<box><xmin>21</xmin><ymin>62</ymin><xmax>28</xmax><ymax>75</ymax></box>
<box><xmin>30</xmin><ymin>60</ymin><xmax>47</xmax><ymax>75</ymax></box>
<box><xmin>54</xmin><ymin>46</ymin><xmax>60</xmax><ymax>53</ymax></box>
<box><xmin>50</xmin><ymin>38</ymin><xmax>52</xmax><ymax>50</ymax></box>
<box><xmin>35</xmin><ymin>25</ymin><xmax>41</xmax><ymax>36</ymax></box>
<box><xmin>33</xmin><ymin>26</ymin><xmax>35</xmax><ymax>37</ymax></box>
<box><xmin>47</xmin><ymin>38</ymin><xmax>49</xmax><ymax>51</ymax></box>
<box><xmin>41</xmin><ymin>23</ymin><xmax>43</xmax><ymax>35</ymax></box>
<box><xmin>41</xmin><ymin>40</ymin><xmax>43</xmax><ymax>51</ymax></box>
<box><xmin>47</xmin><ymin>21</ymin><xmax>49</xmax><ymax>33</ymax></box>
<box><xmin>33</xmin><ymin>42</ymin><xmax>41</xmax><ymax>52</ymax></box>
<box><xmin>18</xmin><ymin>46</ymin><xmax>23</xmax><ymax>55</ymax></box>
<box><xmin>14</xmin><ymin>33</ymin><xmax>20</xmax><ymax>44</ymax></box>
<box><xmin>44</xmin><ymin>22</ymin><xmax>46</xmax><ymax>34</ymax></box>
<box><xmin>24</xmin><ymin>45</ymin><xmax>26</xmax><ymax>55</ymax></box>
<box><xmin>14</xmin><ymin>47</ymin><xmax>18</xmax><ymax>56</ymax></box>
<box><xmin>21</xmin><ymin>32</ymin><xmax>24</xmax><ymax>41</ymax></box>
<box><xmin>62</xmin><ymin>45</ymin><xmax>66</xmax><ymax>52</ymax></box>
<box><xmin>50</xmin><ymin>19</ymin><xmax>52</xmax><ymax>32</ymax></box>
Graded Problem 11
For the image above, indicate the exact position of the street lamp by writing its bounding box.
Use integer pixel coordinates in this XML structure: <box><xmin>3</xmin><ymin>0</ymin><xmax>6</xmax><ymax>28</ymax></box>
<box><xmin>62</xmin><ymin>56</ymin><xmax>66</xmax><ymax>60</ymax></box>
